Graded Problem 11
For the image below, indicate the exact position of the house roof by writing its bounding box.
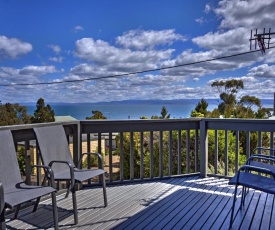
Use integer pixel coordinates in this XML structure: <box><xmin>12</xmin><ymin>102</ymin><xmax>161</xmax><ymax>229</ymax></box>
<box><xmin>54</xmin><ymin>116</ymin><xmax>78</xmax><ymax>122</ymax></box>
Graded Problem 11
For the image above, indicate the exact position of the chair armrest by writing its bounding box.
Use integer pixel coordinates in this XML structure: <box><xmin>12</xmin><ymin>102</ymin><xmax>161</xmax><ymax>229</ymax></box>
<box><xmin>30</xmin><ymin>165</ymin><xmax>56</xmax><ymax>188</ymax></box>
<box><xmin>239</xmin><ymin>165</ymin><xmax>275</xmax><ymax>178</ymax></box>
<box><xmin>77</xmin><ymin>152</ymin><xmax>104</xmax><ymax>169</ymax></box>
<box><xmin>48</xmin><ymin>160</ymin><xmax>75</xmax><ymax>187</ymax></box>
<box><xmin>0</xmin><ymin>182</ymin><xmax>4</xmax><ymax>213</ymax></box>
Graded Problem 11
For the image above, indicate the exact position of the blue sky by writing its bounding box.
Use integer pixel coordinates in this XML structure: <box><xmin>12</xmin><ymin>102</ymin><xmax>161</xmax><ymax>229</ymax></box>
<box><xmin>0</xmin><ymin>0</ymin><xmax>275</xmax><ymax>103</ymax></box>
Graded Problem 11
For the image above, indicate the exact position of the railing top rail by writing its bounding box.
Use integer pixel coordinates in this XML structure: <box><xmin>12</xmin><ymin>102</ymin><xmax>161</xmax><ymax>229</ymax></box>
<box><xmin>0</xmin><ymin>121</ymin><xmax>80</xmax><ymax>142</ymax></box>
<box><xmin>201</xmin><ymin>118</ymin><xmax>275</xmax><ymax>132</ymax></box>
<box><xmin>80</xmin><ymin>118</ymin><xmax>201</xmax><ymax>133</ymax></box>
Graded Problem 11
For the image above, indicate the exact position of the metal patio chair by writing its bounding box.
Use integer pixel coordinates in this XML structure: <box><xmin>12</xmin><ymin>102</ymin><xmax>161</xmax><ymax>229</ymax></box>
<box><xmin>228</xmin><ymin>147</ymin><xmax>275</xmax><ymax>228</ymax></box>
<box><xmin>0</xmin><ymin>129</ymin><xmax>59</xmax><ymax>230</ymax></box>
<box><xmin>33</xmin><ymin>125</ymin><xmax>107</xmax><ymax>225</ymax></box>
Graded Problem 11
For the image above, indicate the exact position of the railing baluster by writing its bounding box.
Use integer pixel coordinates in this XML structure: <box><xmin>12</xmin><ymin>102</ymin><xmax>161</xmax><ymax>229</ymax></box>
<box><xmin>224</xmin><ymin>130</ymin><xmax>228</xmax><ymax>176</ymax></box>
<box><xmin>25</xmin><ymin>141</ymin><xmax>31</xmax><ymax>185</ymax></box>
<box><xmin>178</xmin><ymin>130</ymin><xmax>181</xmax><ymax>175</ymax></box>
<box><xmin>86</xmin><ymin>133</ymin><xmax>91</xmax><ymax>184</ymax></box>
<box><xmin>214</xmin><ymin>130</ymin><xmax>218</xmax><ymax>175</ymax></box>
<box><xmin>109</xmin><ymin>132</ymin><xmax>113</xmax><ymax>182</ymax></box>
<box><xmin>270</xmin><ymin>132</ymin><xmax>274</xmax><ymax>154</ymax></box>
<box><xmin>140</xmin><ymin>132</ymin><xmax>144</xmax><ymax>179</ymax></box>
<box><xmin>246</xmin><ymin>132</ymin><xmax>250</xmax><ymax>159</ymax></box>
<box><xmin>169</xmin><ymin>130</ymin><xmax>172</xmax><ymax>176</ymax></box>
<box><xmin>258</xmin><ymin>131</ymin><xmax>262</xmax><ymax>153</ymax></box>
<box><xmin>130</xmin><ymin>132</ymin><xmax>134</xmax><ymax>180</ymax></box>
<box><xmin>195</xmin><ymin>129</ymin><xmax>199</xmax><ymax>172</ymax></box>
<box><xmin>120</xmin><ymin>132</ymin><xmax>124</xmax><ymax>181</ymax></box>
<box><xmin>150</xmin><ymin>131</ymin><xmax>154</xmax><ymax>178</ymax></box>
<box><xmin>159</xmin><ymin>131</ymin><xmax>163</xmax><ymax>178</ymax></box>
<box><xmin>186</xmin><ymin>130</ymin><xmax>190</xmax><ymax>174</ymax></box>
<box><xmin>235</xmin><ymin>131</ymin><xmax>239</xmax><ymax>174</ymax></box>
<box><xmin>200</xmin><ymin>120</ymin><xmax>208</xmax><ymax>177</ymax></box>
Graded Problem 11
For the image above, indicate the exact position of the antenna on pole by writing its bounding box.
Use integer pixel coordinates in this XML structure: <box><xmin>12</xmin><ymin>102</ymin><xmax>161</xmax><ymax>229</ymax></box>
<box><xmin>249</xmin><ymin>28</ymin><xmax>275</xmax><ymax>54</ymax></box>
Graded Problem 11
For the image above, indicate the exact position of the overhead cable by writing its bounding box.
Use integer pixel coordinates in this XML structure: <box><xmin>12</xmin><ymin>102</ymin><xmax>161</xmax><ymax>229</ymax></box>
<box><xmin>0</xmin><ymin>46</ymin><xmax>274</xmax><ymax>87</ymax></box>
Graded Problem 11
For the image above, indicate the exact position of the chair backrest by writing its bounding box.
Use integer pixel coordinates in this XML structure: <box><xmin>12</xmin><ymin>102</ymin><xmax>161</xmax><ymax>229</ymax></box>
<box><xmin>0</xmin><ymin>130</ymin><xmax>23</xmax><ymax>189</ymax></box>
<box><xmin>34</xmin><ymin>125</ymin><xmax>75</xmax><ymax>175</ymax></box>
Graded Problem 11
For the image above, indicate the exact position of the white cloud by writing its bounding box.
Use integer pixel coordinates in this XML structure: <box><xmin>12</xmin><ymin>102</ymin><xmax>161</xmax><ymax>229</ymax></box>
<box><xmin>49</xmin><ymin>57</ymin><xmax>63</xmax><ymax>63</ymax></box>
<box><xmin>247</xmin><ymin>64</ymin><xmax>275</xmax><ymax>78</ymax></box>
<box><xmin>0</xmin><ymin>65</ymin><xmax>58</xmax><ymax>87</ymax></box>
<box><xmin>48</xmin><ymin>45</ymin><xmax>61</xmax><ymax>54</ymax></box>
<box><xmin>195</xmin><ymin>17</ymin><xmax>205</xmax><ymax>24</ymax></box>
<box><xmin>74</xmin><ymin>37</ymin><xmax>174</xmax><ymax>73</ymax></box>
<box><xmin>115</xmin><ymin>29</ymin><xmax>186</xmax><ymax>50</ymax></box>
<box><xmin>0</xmin><ymin>36</ymin><xmax>32</xmax><ymax>59</ymax></box>
<box><xmin>192</xmin><ymin>28</ymin><xmax>248</xmax><ymax>52</ymax></box>
<box><xmin>204</xmin><ymin>3</ymin><xmax>212</xmax><ymax>14</ymax></box>
<box><xmin>19</xmin><ymin>65</ymin><xmax>57</xmax><ymax>76</ymax></box>
<box><xmin>214</xmin><ymin>0</ymin><xmax>275</xmax><ymax>29</ymax></box>
<box><xmin>73</xmin><ymin>25</ymin><xmax>84</xmax><ymax>32</ymax></box>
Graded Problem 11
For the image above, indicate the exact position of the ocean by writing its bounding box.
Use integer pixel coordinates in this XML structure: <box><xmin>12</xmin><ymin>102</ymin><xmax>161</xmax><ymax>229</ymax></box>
<box><xmin>23</xmin><ymin>99</ymin><xmax>274</xmax><ymax>120</ymax></box>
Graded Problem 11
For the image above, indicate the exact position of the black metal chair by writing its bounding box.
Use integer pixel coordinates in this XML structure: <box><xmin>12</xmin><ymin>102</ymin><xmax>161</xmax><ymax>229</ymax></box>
<box><xmin>33</xmin><ymin>125</ymin><xmax>107</xmax><ymax>225</ymax></box>
<box><xmin>228</xmin><ymin>147</ymin><xmax>275</xmax><ymax>228</ymax></box>
<box><xmin>0</xmin><ymin>129</ymin><xmax>59</xmax><ymax>230</ymax></box>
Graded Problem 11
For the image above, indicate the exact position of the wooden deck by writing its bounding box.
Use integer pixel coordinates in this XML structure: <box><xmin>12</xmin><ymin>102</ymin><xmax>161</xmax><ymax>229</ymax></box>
<box><xmin>5</xmin><ymin>176</ymin><xmax>275</xmax><ymax>230</ymax></box>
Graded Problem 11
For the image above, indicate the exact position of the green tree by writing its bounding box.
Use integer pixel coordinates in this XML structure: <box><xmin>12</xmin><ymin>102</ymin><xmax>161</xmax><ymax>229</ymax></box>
<box><xmin>211</xmin><ymin>79</ymin><xmax>244</xmax><ymax>114</ymax></box>
<box><xmin>86</xmin><ymin>110</ymin><xmax>107</xmax><ymax>119</ymax></box>
<box><xmin>160</xmin><ymin>106</ymin><xmax>170</xmax><ymax>119</ymax></box>
<box><xmin>31</xmin><ymin>98</ymin><xmax>55</xmax><ymax>123</ymax></box>
<box><xmin>239</xmin><ymin>95</ymin><xmax>261</xmax><ymax>108</ymax></box>
<box><xmin>190</xmin><ymin>99</ymin><xmax>208</xmax><ymax>117</ymax></box>
<box><xmin>151</xmin><ymin>106</ymin><xmax>170</xmax><ymax>119</ymax></box>
<box><xmin>0</xmin><ymin>102</ymin><xmax>31</xmax><ymax>126</ymax></box>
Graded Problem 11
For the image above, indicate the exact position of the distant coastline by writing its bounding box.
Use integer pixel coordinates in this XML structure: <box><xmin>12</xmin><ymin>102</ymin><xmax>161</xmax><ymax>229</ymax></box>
<box><xmin>21</xmin><ymin>99</ymin><xmax>274</xmax><ymax>120</ymax></box>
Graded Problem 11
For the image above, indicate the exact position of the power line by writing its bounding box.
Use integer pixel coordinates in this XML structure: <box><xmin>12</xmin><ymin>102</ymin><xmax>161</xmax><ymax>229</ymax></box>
<box><xmin>1</xmin><ymin>46</ymin><xmax>274</xmax><ymax>87</ymax></box>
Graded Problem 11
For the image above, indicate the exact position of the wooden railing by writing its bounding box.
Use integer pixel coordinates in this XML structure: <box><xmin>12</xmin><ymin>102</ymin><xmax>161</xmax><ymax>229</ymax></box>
<box><xmin>1</xmin><ymin>118</ymin><xmax>275</xmax><ymax>187</ymax></box>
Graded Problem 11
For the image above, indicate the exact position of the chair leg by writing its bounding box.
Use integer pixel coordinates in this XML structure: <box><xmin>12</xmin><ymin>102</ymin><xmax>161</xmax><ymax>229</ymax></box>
<box><xmin>51</xmin><ymin>192</ymin><xmax>59</xmax><ymax>230</ymax></box>
<box><xmin>65</xmin><ymin>182</ymin><xmax>71</xmax><ymax>198</ymax></box>
<box><xmin>101</xmin><ymin>174</ymin><xmax>107</xmax><ymax>207</ymax></box>
<box><xmin>230</xmin><ymin>184</ymin><xmax>239</xmax><ymax>229</ymax></box>
<box><xmin>71</xmin><ymin>185</ymin><xmax>78</xmax><ymax>225</ymax></box>
<box><xmin>0</xmin><ymin>208</ymin><xmax>6</xmax><ymax>230</ymax></box>
<box><xmin>33</xmin><ymin>197</ymin><xmax>41</xmax><ymax>213</ymax></box>
<box><xmin>13</xmin><ymin>204</ymin><xmax>21</xmax><ymax>219</ymax></box>
<box><xmin>240</xmin><ymin>187</ymin><xmax>246</xmax><ymax>210</ymax></box>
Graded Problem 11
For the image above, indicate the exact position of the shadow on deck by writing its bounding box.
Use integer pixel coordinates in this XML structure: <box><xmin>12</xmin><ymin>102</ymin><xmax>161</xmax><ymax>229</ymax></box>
<box><xmin>5</xmin><ymin>176</ymin><xmax>274</xmax><ymax>229</ymax></box>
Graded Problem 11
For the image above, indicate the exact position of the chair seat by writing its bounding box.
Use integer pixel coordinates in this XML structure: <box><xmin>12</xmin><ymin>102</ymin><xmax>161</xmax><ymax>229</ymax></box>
<box><xmin>4</xmin><ymin>182</ymin><xmax>56</xmax><ymax>208</ymax></box>
<box><xmin>229</xmin><ymin>171</ymin><xmax>275</xmax><ymax>194</ymax></box>
<box><xmin>54</xmin><ymin>168</ymin><xmax>105</xmax><ymax>182</ymax></box>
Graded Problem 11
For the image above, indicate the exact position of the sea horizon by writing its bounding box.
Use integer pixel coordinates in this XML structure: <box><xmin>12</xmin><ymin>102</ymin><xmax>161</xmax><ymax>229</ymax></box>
<box><xmin>22</xmin><ymin>98</ymin><xmax>274</xmax><ymax>120</ymax></box>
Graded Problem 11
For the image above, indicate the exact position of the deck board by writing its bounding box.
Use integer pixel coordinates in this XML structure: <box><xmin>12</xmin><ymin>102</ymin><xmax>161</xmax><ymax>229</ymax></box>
<box><xmin>4</xmin><ymin>176</ymin><xmax>275</xmax><ymax>230</ymax></box>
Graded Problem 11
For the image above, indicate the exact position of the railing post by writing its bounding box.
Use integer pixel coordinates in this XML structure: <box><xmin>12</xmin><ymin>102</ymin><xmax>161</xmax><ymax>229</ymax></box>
<box><xmin>200</xmin><ymin>119</ymin><xmax>208</xmax><ymax>177</ymax></box>
<box><xmin>72</xmin><ymin>124</ymin><xmax>80</xmax><ymax>166</ymax></box>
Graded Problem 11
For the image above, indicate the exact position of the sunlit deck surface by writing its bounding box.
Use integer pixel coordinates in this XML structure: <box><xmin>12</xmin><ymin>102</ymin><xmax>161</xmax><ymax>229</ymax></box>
<box><xmin>5</xmin><ymin>175</ymin><xmax>274</xmax><ymax>230</ymax></box>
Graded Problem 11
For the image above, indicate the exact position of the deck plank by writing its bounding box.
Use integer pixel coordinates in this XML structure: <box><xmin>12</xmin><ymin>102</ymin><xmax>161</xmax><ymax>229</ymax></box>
<box><xmin>4</xmin><ymin>176</ymin><xmax>275</xmax><ymax>230</ymax></box>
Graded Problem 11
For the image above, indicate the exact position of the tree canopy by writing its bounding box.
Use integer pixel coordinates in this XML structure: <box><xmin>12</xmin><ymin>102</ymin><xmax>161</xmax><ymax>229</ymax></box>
<box><xmin>0</xmin><ymin>102</ymin><xmax>31</xmax><ymax>126</ymax></box>
<box><xmin>151</xmin><ymin>106</ymin><xmax>170</xmax><ymax>119</ymax></box>
<box><xmin>86</xmin><ymin>110</ymin><xmax>107</xmax><ymax>119</ymax></box>
<box><xmin>31</xmin><ymin>98</ymin><xmax>55</xmax><ymax>123</ymax></box>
